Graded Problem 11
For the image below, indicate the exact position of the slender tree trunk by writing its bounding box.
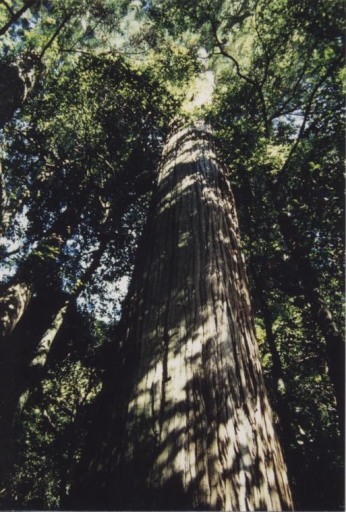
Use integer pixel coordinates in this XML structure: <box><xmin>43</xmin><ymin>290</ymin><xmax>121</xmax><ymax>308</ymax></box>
<box><xmin>0</xmin><ymin>161</ymin><xmax>10</xmax><ymax>236</ymax></box>
<box><xmin>270</xmin><ymin>183</ymin><xmax>344</xmax><ymax>434</ymax></box>
<box><xmin>238</xmin><ymin>172</ymin><xmax>297</xmax><ymax>460</ymax></box>
<box><xmin>0</xmin><ymin>208</ymin><xmax>75</xmax><ymax>342</ymax></box>
<box><xmin>0</xmin><ymin>289</ymin><xmax>66</xmax><ymax>490</ymax></box>
<box><xmin>0</xmin><ymin>240</ymin><xmax>105</xmax><ymax>492</ymax></box>
<box><xmin>0</xmin><ymin>240</ymin><xmax>105</xmax><ymax>424</ymax></box>
<box><xmin>68</xmin><ymin>123</ymin><xmax>293</xmax><ymax>511</ymax></box>
<box><xmin>258</xmin><ymin>296</ymin><xmax>301</xmax><ymax>462</ymax></box>
<box><xmin>259</xmin><ymin>297</ymin><xmax>295</xmax><ymax>437</ymax></box>
<box><xmin>17</xmin><ymin>240</ymin><xmax>107</xmax><ymax>413</ymax></box>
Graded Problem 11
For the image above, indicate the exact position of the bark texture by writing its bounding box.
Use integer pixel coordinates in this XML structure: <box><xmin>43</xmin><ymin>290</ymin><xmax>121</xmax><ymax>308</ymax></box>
<box><xmin>70</xmin><ymin>124</ymin><xmax>293</xmax><ymax>511</ymax></box>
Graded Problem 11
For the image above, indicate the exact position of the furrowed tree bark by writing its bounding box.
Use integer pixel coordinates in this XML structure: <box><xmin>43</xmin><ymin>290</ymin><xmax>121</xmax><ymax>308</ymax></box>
<box><xmin>68</xmin><ymin>123</ymin><xmax>293</xmax><ymax>511</ymax></box>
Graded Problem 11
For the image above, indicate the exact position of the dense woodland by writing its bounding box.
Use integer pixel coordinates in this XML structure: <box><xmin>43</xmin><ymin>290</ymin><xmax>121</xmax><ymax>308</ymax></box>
<box><xmin>0</xmin><ymin>0</ymin><xmax>344</xmax><ymax>510</ymax></box>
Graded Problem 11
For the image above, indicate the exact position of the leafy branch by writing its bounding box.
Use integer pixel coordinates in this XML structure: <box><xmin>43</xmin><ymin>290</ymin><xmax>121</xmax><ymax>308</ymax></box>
<box><xmin>0</xmin><ymin>0</ymin><xmax>38</xmax><ymax>37</ymax></box>
<box><xmin>208</xmin><ymin>14</ymin><xmax>270</xmax><ymax>136</ymax></box>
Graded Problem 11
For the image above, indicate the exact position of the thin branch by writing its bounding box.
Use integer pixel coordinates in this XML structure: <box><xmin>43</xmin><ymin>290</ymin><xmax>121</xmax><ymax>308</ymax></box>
<box><xmin>0</xmin><ymin>0</ymin><xmax>14</xmax><ymax>16</ymax></box>
<box><xmin>0</xmin><ymin>0</ymin><xmax>38</xmax><ymax>37</ymax></box>
<box><xmin>1</xmin><ymin>244</ymin><xmax>23</xmax><ymax>258</ymax></box>
<box><xmin>96</xmin><ymin>152</ymin><xmax>117</xmax><ymax>173</ymax></box>
<box><xmin>58</xmin><ymin>48</ymin><xmax>115</xmax><ymax>59</ymax></box>
<box><xmin>207</xmin><ymin>14</ymin><xmax>270</xmax><ymax>136</ymax></box>
<box><xmin>38</xmin><ymin>11</ymin><xmax>73</xmax><ymax>61</ymax></box>
<box><xmin>275</xmin><ymin>56</ymin><xmax>342</xmax><ymax>187</ymax></box>
<box><xmin>73</xmin><ymin>240</ymin><xmax>108</xmax><ymax>296</ymax></box>
<box><xmin>208</xmin><ymin>14</ymin><xmax>255</xmax><ymax>86</ymax></box>
<box><xmin>43</xmin><ymin>408</ymin><xmax>60</xmax><ymax>433</ymax></box>
<box><xmin>270</xmin><ymin>46</ymin><xmax>316</xmax><ymax>120</ymax></box>
<box><xmin>252</xmin><ymin>8</ymin><xmax>292</xmax><ymax>91</ymax></box>
<box><xmin>253</xmin><ymin>15</ymin><xmax>272</xmax><ymax>88</ymax></box>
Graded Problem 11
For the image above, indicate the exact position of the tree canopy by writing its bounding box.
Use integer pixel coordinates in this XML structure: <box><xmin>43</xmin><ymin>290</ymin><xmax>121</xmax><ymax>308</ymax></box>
<box><xmin>0</xmin><ymin>0</ymin><xmax>344</xmax><ymax>509</ymax></box>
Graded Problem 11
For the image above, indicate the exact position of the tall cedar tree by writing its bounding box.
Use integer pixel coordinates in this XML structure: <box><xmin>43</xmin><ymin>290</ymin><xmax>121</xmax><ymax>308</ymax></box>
<box><xmin>67</xmin><ymin>123</ymin><xmax>293</xmax><ymax>511</ymax></box>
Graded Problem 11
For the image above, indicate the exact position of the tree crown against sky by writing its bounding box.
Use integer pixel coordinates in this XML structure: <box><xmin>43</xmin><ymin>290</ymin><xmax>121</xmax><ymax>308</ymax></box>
<box><xmin>0</xmin><ymin>0</ymin><xmax>344</xmax><ymax>510</ymax></box>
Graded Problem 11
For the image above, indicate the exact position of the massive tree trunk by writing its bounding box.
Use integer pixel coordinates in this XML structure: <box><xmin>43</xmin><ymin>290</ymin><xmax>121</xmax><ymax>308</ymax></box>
<box><xmin>68</xmin><ymin>123</ymin><xmax>293</xmax><ymax>511</ymax></box>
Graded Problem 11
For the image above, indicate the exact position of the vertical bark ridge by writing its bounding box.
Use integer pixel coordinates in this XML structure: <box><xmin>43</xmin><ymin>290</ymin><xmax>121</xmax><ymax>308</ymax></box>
<box><xmin>68</xmin><ymin>123</ymin><xmax>293</xmax><ymax>511</ymax></box>
<box><xmin>108</xmin><ymin>123</ymin><xmax>293</xmax><ymax>510</ymax></box>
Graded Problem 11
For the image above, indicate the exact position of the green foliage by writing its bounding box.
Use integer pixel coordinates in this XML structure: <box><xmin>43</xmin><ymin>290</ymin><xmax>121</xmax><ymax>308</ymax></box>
<box><xmin>2</xmin><ymin>309</ymin><xmax>105</xmax><ymax>509</ymax></box>
<box><xmin>0</xmin><ymin>0</ymin><xmax>343</xmax><ymax>509</ymax></box>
